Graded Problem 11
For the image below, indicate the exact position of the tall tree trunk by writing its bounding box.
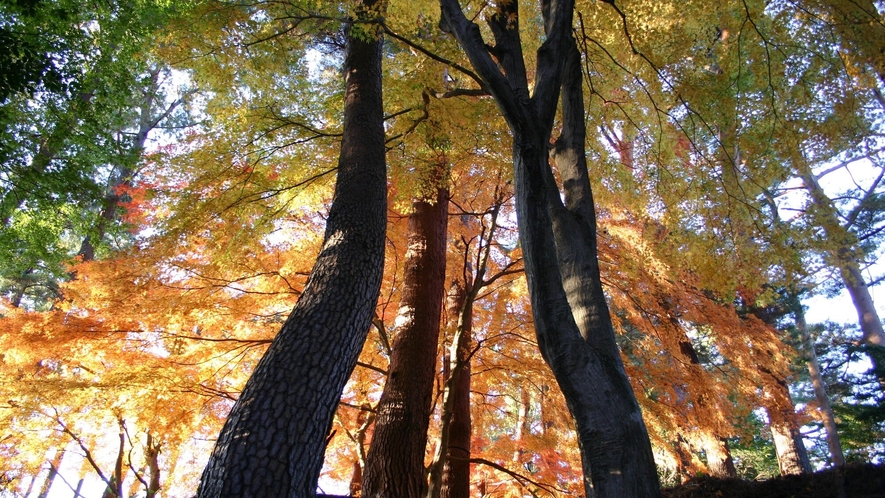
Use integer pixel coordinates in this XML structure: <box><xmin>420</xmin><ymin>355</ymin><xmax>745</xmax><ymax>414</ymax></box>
<box><xmin>430</xmin><ymin>195</ymin><xmax>508</xmax><ymax>498</ymax></box>
<box><xmin>440</xmin><ymin>281</ymin><xmax>472</xmax><ymax>498</ymax></box>
<box><xmin>513</xmin><ymin>386</ymin><xmax>531</xmax><ymax>464</ymax></box>
<box><xmin>439</xmin><ymin>1</ymin><xmax>660</xmax><ymax>496</ymax></box>
<box><xmin>362</xmin><ymin>175</ymin><xmax>449</xmax><ymax>497</ymax></box>
<box><xmin>792</xmin><ymin>294</ymin><xmax>845</xmax><ymax>466</ymax></box>
<box><xmin>196</xmin><ymin>2</ymin><xmax>387</xmax><ymax>496</ymax></box>
<box><xmin>666</xmin><ymin>299</ymin><xmax>736</xmax><ymax>479</ymax></box>
<box><xmin>799</xmin><ymin>168</ymin><xmax>885</xmax><ymax>349</ymax></box>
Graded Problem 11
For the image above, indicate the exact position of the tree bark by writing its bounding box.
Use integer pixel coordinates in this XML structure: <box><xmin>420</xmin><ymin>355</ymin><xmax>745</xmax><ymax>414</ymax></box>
<box><xmin>196</xmin><ymin>2</ymin><xmax>387</xmax><ymax>496</ymax></box>
<box><xmin>362</xmin><ymin>177</ymin><xmax>449</xmax><ymax>497</ymax></box>
<box><xmin>438</xmin><ymin>1</ymin><xmax>660</xmax><ymax>496</ymax></box>
<box><xmin>792</xmin><ymin>294</ymin><xmax>845</xmax><ymax>466</ymax></box>
<box><xmin>799</xmin><ymin>168</ymin><xmax>885</xmax><ymax>349</ymax></box>
<box><xmin>440</xmin><ymin>281</ymin><xmax>472</xmax><ymax>498</ymax></box>
<box><xmin>145</xmin><ymin>432</ymin><xmax>161</xmax><ymax>498</ymax></box>
<box><xmin>702</xmin><ymin>437</ymin><xmax>737</xmax><ymax>478</ymax></box>
<box><xmin>760</xmin><ymin>369</ymin><xmax>812</xmax><ymax>475</ymax></box>
<box><xmin>101</xmin><ymin>423</ymin><xmax>125</xmax><ymax>498</ymax></box>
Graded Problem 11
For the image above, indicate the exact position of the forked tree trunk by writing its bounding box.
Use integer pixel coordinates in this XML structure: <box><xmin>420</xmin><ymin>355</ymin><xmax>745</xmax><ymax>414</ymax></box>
<box><xmin>431</xmin><ymin>198</ymin><xmax>509</xmax><ymax>498</ymax></box>
<box><xmin>439</xmin><ymin>1</ymin><xmax>660</xmax><ymax>495</ymax></box>
<box><xmin>79</xmin><ymin>68</ymin><xmax>171</xmax><ymax>262</ymax></box>
<box><xmin>196</xmin><ymin>2</ymin><xmax>387</xmax><ymax>495</ymax></box>
<box><xmin>362</xmin><ymin>177</ymin><xmax>449</xmax><ymax>496</ymax></box>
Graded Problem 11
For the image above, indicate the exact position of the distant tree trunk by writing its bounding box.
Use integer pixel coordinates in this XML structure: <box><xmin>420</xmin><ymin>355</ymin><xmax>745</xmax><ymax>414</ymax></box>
<box><xmin>145</xmin><ymin>432</ymin><xmax>161</xmax><ymax>498</ymax></box>
<box><xmin>36</xmin><ymin>449</ymin><xmax>64</xmax><ymax>498</ymax></box>
<box><xmin>196</xmin><ymin>2</ymin><xmax>387</xmax><ymax>496</ymax></box>
<box><xmin>792</xmin><ymin>294</ymin><xmax>845</xmax><ymax>466</ymax></box>
<box><xmin>350</xmin><ymin>461</ymin><xmax>362</xmax><ymax>497</ymax></box>
<box><xmin>672</xmin><ymin>435</ymin><xmax>700</xmax><ymax>482</ymax></box>
<box><xmin>78</xmin><ymin>66</ymin><xmax>181</xmax><ymax>261</ymax></box>
<box><xmin>441</xmin><ymin>280</ymin><xmax>472</xmax><ymax>498</ymax></box>
<box><xmin>439</xmin><ymin>1</ymin><xmax>660</xmax><ymax>495</ymax></box>
<box><xmin>669</xmin><ymin>308</ymin><xmax>736</xmax><ymax>478</ymax></box>
<box><xmin>102</xmin><ymin>424</ymin><xmax>125</xmax><ymax>498</ymax></box>
<box><xmin>799</xmin><ymin>168</ymin><xmax>885</xmax><ymax>349</ymax></box>
<box><xmin>430</xmin><ymin>195</ymin><xmax>509</xmax><ymax>498</ymax></box>
<box><xmin>362</xmin><ymin>175</ymin><xmax>449</xmax><ymax>496</ymax></box>
<box><xmin>702</xmin><ymin>437</ymin><xmax>737</xmax><ymax>478</ymax></box>
<box><xmin>760</xmin><ymin>368</ymin><xmax>812</xmax><ymax>475</ymax></box>
<box><xmin>513</xmin><ymin>386</ymin><xmax>531</xmax><ymax>464</ymax></box>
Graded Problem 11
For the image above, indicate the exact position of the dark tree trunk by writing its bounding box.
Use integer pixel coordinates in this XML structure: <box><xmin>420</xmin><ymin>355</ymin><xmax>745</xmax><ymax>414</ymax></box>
<box><xmin>196</xmin><ymin>2</ymin><xmax>387</xmax><ymax>496</ymax></box>
<box><xmin>438</xmin><ymin>1</ymin><xmax>660</xmax><ymax>496</ymax></box>
<box><xmin>440</xmin><ymin>281</ymin><xmax>472</xmax><ymax>498</ymax></box>
<box><xmin>362</xmin><ymin>177</ymin><xmax>449</xmax><ymax>497</ymax></box>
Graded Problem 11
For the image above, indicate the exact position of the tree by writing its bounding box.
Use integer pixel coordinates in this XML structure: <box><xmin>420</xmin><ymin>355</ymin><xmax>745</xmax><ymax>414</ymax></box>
<box><xmin>437</xmin><ymin>0</ymin><xmax>660</xmax><ymax>495</ymax></box>
<box><xmin>196</xmin><ymin>0</ymin><xmax>388</xmax><ymax>495</ymax></box>
<box><xmin>362</xmin><ymin>156</ymin><xmax>449</xmax><ymax>495</ymax></box>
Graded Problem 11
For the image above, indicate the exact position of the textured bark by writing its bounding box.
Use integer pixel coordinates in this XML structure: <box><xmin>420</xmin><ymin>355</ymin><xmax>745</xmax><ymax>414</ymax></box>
<box><xmin>196</xmin><ymin>3</ymin><xmax>387</xmax><ymax>496</ymax></box>
<box><xmin>362</xmin><ymin>178</ymin><xmax>449</xmax><ymax>497</ymax></box>
<box><xmin>440</xmin><ymin>281</ymin><xmax>472</xmax><ymax>498</ymax></box>
<box><xmin>793</xmin><ymin>294</ymin><xmax>845</xmax><ymax>466</ymax></box>
<box><xmin>439</xmin><ymin>1</ymin><xmax>660</xmax><ymax>496</ymax></box>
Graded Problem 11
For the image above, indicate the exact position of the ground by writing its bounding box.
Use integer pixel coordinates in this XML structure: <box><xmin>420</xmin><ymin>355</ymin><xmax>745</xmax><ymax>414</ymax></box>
<box><xmin>662</xmin><ymin>463</ymin><xmax>885</xmax><ymax>498</ymax></box>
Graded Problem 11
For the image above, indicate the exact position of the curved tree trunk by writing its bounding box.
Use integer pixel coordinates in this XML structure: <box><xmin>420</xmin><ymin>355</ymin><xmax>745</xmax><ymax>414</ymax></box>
<box><xmin>438</xmin><ymin>1</ymin><xmax>660</xmax><ymax>495</ymax></box>
<box><xmin>362</xmin><ymin>177</ymin><xmax>449</xmax><ymax>497</ymax></box>
<box><xmin>196</xmin><ymin>2</ymin><xmax>387</xmax><ymax>495</ymax></box>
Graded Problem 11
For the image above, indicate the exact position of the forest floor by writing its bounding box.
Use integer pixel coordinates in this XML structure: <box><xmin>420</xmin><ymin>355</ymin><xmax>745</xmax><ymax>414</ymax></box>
<box><xmin>661</xmin><ymin>463</ymin><xmax>885</xmax><ymax>497</ymax></box>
